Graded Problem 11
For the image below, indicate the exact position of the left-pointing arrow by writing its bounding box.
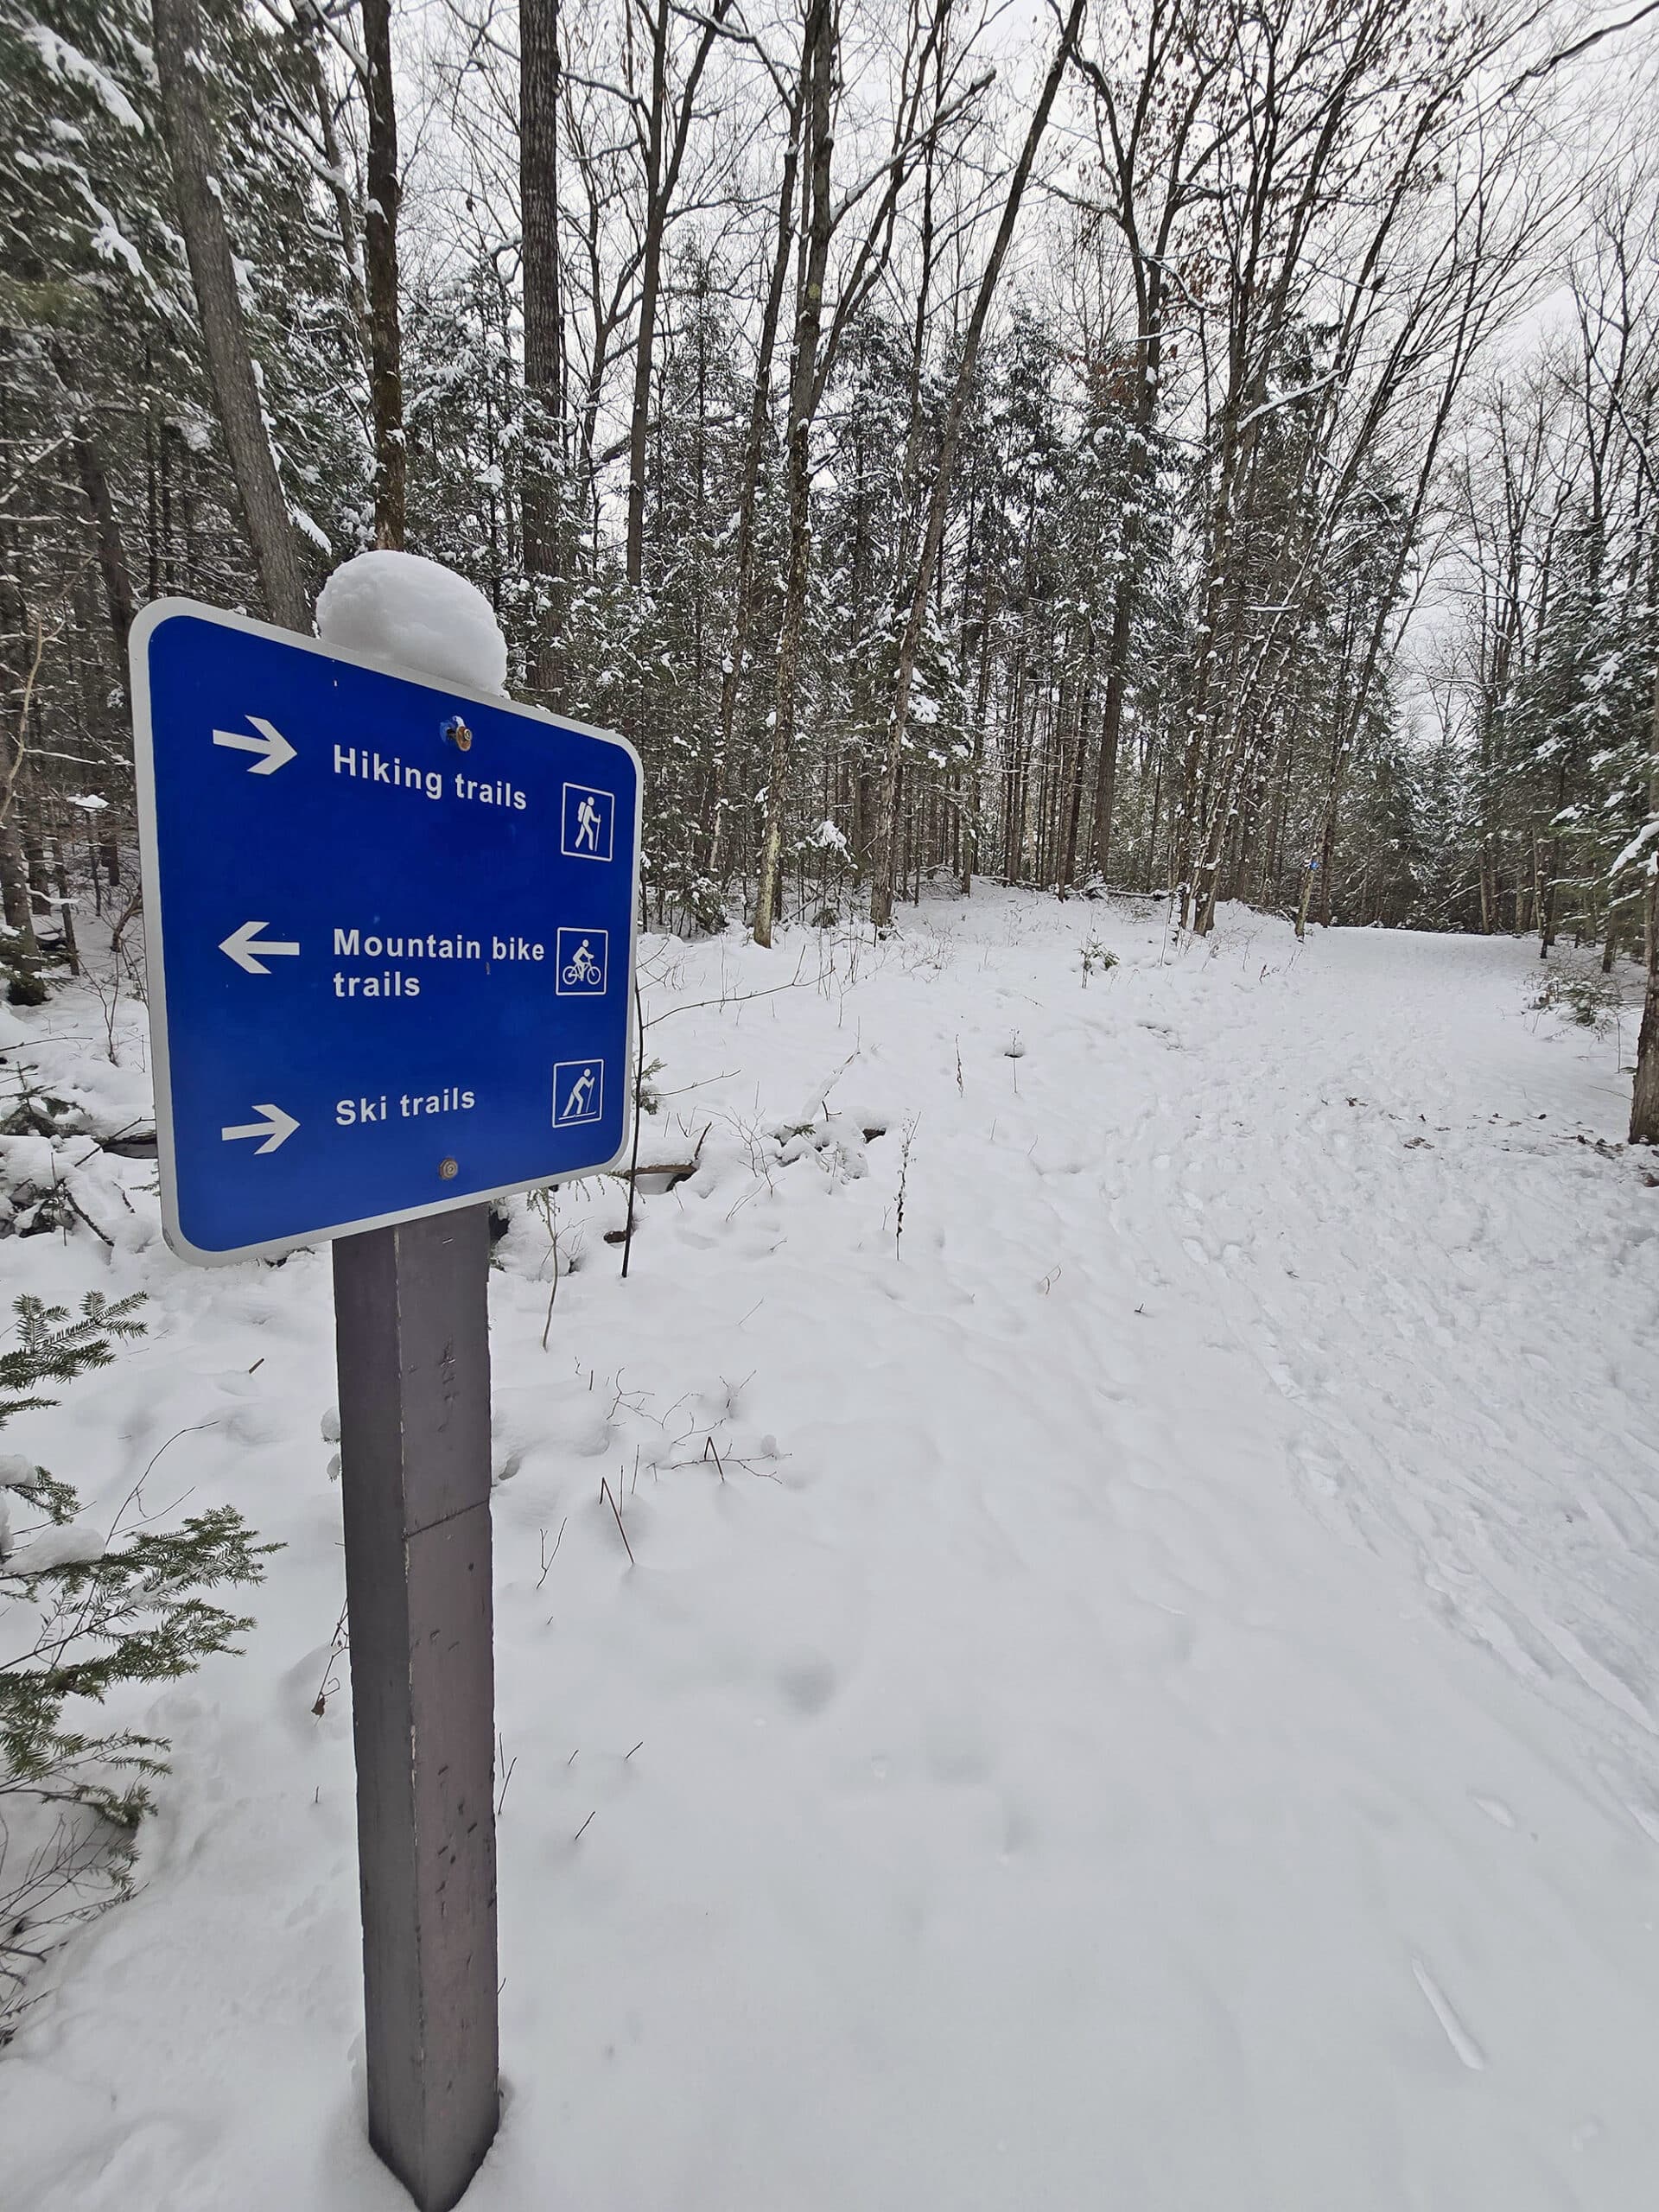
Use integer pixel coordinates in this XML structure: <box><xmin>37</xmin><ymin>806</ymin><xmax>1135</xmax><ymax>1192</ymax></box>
<box><xmin>212</xmin><ymin>715</ymin><xmax>296</xmax><ymax>774</ymax></box>
<box><xmin>220</xmin><ymin>1103</ymin><xmax>300</xmax><ymax>1154</ymax></box>
<box><xmin>219</xmin><ymin>920</ymin><xmax>301</xmax><ymax>975</ymax></box>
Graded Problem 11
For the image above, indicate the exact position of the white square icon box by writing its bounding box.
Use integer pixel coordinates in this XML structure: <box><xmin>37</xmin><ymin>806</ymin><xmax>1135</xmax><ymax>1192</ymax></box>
<box><xmin>555</xmin><ymin>927</ymin><xmax>607</xmax><ymax>995</ymax></box>
<box><xmin>562</xmin><ymin>783</ymin><xmax>614</xmax><ymax>861</ymax></box>
<box><xmin>553</xmin><ymin>1059</ymin><xmax>604</xmax><ymax>1127</ymax></box>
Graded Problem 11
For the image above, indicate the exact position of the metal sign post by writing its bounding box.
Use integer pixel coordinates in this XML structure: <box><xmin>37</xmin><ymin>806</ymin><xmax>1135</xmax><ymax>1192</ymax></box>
<box><xmin>130</xmin><ymin>599</ymin><xmax>641</xmax><ymax>2210</ymax></box>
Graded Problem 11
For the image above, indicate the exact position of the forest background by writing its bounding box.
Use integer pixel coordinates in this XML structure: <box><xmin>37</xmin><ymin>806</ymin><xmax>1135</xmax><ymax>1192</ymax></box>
<box><xmin>3</xmin><ymin>0</ymin><xmax>1659</xmax><ymax>1130</ymax></box>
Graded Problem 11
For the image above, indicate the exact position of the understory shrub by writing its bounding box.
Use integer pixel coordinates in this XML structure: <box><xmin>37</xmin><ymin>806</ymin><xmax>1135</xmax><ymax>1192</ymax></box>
<box><xmin>1</xmin><ymin>1293</ymin><xmax>274</xmax><ymax>2036</ymax></box>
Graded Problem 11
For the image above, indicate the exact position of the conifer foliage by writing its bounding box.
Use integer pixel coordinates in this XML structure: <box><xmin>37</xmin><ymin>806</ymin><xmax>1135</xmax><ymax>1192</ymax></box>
<box><xmin>0</xmin><ymin>1293</ymin><xmax>274</xmax><ymax>2034</ymax></box>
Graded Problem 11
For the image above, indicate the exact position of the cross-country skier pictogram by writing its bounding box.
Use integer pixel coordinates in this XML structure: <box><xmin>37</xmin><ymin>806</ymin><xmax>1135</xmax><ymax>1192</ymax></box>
<box><xmin>554</xmin><ymin>1059</ymin><xmax>603</xmax><ymax>1124</ymax></box>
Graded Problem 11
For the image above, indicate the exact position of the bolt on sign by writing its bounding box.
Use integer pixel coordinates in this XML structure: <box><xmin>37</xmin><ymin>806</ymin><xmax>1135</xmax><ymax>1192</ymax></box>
<box><xmin>130</xmin><ymin>600</ymin><xmax>641</xmax><ymax>1259</ymax></box>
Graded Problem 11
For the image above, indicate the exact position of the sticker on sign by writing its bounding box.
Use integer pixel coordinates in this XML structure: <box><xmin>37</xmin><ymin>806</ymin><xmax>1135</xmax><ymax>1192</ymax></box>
<box><xmin>130</xmin><ymin>599</ymin><xmax>642</xmax><ymax>1263</ymax></box>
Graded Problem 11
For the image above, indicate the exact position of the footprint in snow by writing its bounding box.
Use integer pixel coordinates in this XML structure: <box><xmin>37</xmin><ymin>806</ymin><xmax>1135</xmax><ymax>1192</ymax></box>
<box><xmin>778</xmin><ymin>1651</ymin><xmax>838</xmax><ymax>1717</ymax></box>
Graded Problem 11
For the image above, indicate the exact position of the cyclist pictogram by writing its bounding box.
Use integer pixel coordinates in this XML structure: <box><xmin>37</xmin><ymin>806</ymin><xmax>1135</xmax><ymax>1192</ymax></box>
<box><xmin>555</xmin><ymin>927</ymin><xmax>608</xmax><ymax>995</ymax></box>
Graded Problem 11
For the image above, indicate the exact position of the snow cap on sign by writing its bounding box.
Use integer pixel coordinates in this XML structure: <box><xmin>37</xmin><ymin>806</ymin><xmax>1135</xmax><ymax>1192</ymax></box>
<box><xmin>315</xmin><ymin>550</ymin><xmax>508</xmax><ymax>696</ymax></box>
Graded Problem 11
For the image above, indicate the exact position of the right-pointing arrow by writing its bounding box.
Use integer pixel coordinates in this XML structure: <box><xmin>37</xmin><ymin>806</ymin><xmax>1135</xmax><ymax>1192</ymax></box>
<box><xmin>220</xmin><ymin>919</ymin><xmax>301</xmax><ymax>975</ymax></box>
<box><xmin>213</xmin><ymin>715</ymin><xmax>296</xmax><ymax>775</ymax></box>
<box><xmin>221</xmin><ymin>1103</ymin><xmax>300</xmax><ymax>1154</ymax></box>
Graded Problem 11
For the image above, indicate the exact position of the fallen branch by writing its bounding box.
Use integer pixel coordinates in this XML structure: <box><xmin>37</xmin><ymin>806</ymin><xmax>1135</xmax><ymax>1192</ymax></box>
<box><xmin>58</xmin><ymin>1185</ymin><xmax>114</xmax><ymax>1251</ymax></box>
<box><xmin>613</xmin><ymin>1122</ymin><xmax>712</xmax><ymax>1190</ymax></box>
<box><xmin>600</xmin><ymin>1476</ymin><xmax>635</xmax><ymax>1567</ymax></box>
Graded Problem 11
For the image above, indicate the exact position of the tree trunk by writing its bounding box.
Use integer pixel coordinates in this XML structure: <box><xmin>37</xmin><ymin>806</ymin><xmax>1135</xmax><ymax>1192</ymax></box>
<box><xmin>304</xmin><ymin>33</ymin><xmax>372</xmax><ymax>380</ymax></box>
<box><xmin>1058</xmin><ymin>668</ymin><xmax>1091</xmax><ymax>892</ymax></box>
<box><xmin>753</xmin><ymin>0</ymin><xmax>834</xmax><ymax>950</ymax></box>
<box><xmin>363</xmin><ymin>0</ymin><xmax>405</xmax><ymax>550</ymax></box>
<box><xmin>49</xmin><ymin>345</ymin><xmax>137</xmax><ymax>657</ymax></box>
<box><xmin>50</xmin><ymin>821</ymin><xmax>80</xmax><ymax>978</ymax></box>
<box><xmin>625</xmin><ymin>0</ymin><xmax>671</xmax><ymax>591</ymax></box>
<box><xmin>1090</xmin><ymin>566</ymin><xmax>1135</xmax><ymax>884</ymax></box>
<box><xmin>1088</xmin><ymin>289</ymin><xmax>1163</xmax><ymax>887</ymax></box>
<box><xmin>962</xmin><ymin>566</ymin><xmax>995</xmax><ymax>893</ymax></box>
<box><xmin>152</xmin><ymin>0</ymin><xmax>308</xmax><ymax>628</ymax></box>
<box><xmin>152</xmin><ymin>0</ymin><xmax>309</xmax><ymax>632</ymax></box>
<box><xmin>521</xmin><ymin>0</ymin><xmax>566</xmax><ymax>686</ymax></box>
<box><xmin>0</xmin><ymin>609</ymin><xmax>47</xmax><ymax>1001</ymax></box>
<box><xmin>1315</xmin><ymin>781</ymin><xmax>1341</xmax><ymax>929</ymax></box>
<box><xmin>0</xmin><ymin>817</ymin><xmax>41</xmax><ymax>1002</ymax></box>
<box><xmin>709</xmin><ymin>79</ymin><xmax>803</xmax><ymax>880</ymax></box>
<box><xmin>1630</xmin><ymin>658</ymin><xmax>1659</xmax><ymax>1144</ymax></box>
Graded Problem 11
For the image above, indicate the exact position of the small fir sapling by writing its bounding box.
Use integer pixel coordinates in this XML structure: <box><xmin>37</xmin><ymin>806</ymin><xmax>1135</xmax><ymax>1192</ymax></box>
<box><xmin>1079</xmin><ymin>933</ymin><xmax>1118</xmax><ymax>986</ymax></box>
<box><xmin>0</xmin><ymin>1293</ymin><xmax>275</xmax><ymax>2031</ymax></box>
<box><xmin>1531</xmin><ymin>968</ymin><xmax>1621</xmax><ymax>1032</ymax></box>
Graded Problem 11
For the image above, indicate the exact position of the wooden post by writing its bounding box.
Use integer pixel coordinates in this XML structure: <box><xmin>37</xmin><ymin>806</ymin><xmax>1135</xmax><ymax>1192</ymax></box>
<box><xmin>334</xmin><ymin>1204</ymin><xmax>499</xmax><ymax>2212</ymax></box>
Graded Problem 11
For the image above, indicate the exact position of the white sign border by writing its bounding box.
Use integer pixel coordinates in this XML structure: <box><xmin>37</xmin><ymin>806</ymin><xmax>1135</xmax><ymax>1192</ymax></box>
<box><xmin>130</xmin><ymin>596</ymin><xmax>645</xmax><ymax>1268</ymax></box>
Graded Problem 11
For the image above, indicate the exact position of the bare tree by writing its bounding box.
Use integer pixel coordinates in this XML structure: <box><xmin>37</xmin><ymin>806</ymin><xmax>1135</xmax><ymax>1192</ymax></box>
<box><xmin>709</xmin><ymin>54</ymin><xmax>806</xmax><ymax>877</ymax></box>
<box><xmin>1072</xmin><ymin>0</ymin><xmax>1231</xmax><ymax>887</ymax></box>
<box><xmin>868</xmin><ymin>0</ymin><xmax>1088</xmax><ymax>931</ymax></box>
<box><xmin>624</xmin><ymin>0</ymin><xmax>735</xmax><ymax>589</ymax></box>
<box><xmin>753</xmin><ymin>0</ymin><xmax>984</xmax><ymax>944</ymax></box>
<box><xmin>753</xmin><ymin>0</ymin><xmax>836</xmax><ymax>948</ymax></box>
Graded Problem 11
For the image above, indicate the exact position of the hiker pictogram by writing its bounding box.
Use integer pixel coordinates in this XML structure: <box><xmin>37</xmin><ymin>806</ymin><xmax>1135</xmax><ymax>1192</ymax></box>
<box><xmin>562</xmin><ymin>782</ymin><xmax>614</xmax><ymax>861</ymax></box>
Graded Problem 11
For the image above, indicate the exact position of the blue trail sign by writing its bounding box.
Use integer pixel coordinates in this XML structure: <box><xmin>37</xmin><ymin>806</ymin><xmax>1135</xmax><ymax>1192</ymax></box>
<box><xmin>131</xmin><ymin>600</ymin><xmax>641</xmax><ymax>1263</ymax></box>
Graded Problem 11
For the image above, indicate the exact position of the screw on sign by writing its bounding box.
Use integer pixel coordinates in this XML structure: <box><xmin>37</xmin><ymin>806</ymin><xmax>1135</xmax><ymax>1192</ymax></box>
<box><xmin>130</xmin><ymin>557</ymin><xmax>641</xmax><ymax>2212</ymax></box>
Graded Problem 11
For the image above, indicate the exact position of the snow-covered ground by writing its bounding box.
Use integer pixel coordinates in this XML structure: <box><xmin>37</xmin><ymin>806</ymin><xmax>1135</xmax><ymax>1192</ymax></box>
<box><xmin>3</xmin><ymin>892</ymin><xmax>1657</xmax><ymax>2211</ymax></box>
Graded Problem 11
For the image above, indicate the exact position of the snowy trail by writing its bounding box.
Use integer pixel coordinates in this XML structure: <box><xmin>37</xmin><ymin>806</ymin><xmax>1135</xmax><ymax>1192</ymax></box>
<box><xmin>1130</xmin><ymin>931</ymin><xmax>1659</xmax><ymax>1783</ymax></box>
<box><xmin>3</xmin><ymin>895</ymin><xmax>1658</xmax><ymax>2210</ymax></box>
